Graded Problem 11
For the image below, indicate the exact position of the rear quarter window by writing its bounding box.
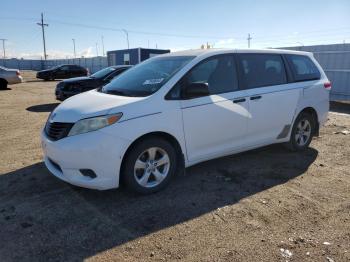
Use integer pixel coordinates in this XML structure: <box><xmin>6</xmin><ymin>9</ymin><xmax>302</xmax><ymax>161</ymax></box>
<box><xmin>286</xmin><ymin>54</ymin><xmax>321</xmax><ymax>82</ymax></box>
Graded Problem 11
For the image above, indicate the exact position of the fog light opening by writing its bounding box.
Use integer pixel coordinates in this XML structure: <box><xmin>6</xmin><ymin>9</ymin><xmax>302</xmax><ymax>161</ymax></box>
<box><xmin>79</xmin><ymin>169</ymin><xmax>97</xmax><ymax>179</ymax></box>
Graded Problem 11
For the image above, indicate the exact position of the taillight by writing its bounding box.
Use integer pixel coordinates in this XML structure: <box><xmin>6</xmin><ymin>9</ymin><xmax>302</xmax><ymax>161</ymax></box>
<box><xmin>324</xmin><ymin>82</ymin><xmax>331</xmax><ymax>90</ymax></box>
<box><xmin>16</xmin><ymin>70</ymin><xmax>20</xmax><ymax>76</ymax></box>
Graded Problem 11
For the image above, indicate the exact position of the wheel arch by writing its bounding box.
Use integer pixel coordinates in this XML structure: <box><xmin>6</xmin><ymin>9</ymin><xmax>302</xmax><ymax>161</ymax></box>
<box><xmin>295</xmin><ymin>106</ymin><xmax>319</xmax><ymax>136</ymax></box>
<box><xmin>119</xmin><ymin>131</ymin><xmax>185</xmax><ymax>183</ymax></box>
<box><xmin>0</xmin><ymin>78</ymin><xmax>8</xmax><ymax>84</ymax></box>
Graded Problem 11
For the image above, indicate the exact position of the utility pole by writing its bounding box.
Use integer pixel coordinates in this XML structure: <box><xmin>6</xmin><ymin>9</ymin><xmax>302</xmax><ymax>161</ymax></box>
<box><xmin>37</xmin><ymin>13</ymin><xmax>48</xmax><ymax>60</ymax></box>
<box><xmin>247</xmin><ymin>33</ymin><xmax>252</xmax><ymax>48</ymax></box>
<box><xmin>72</xmin><ymin>38</ymin><xmax>76</xmax><ymax>58</ymax></box>
<box><xmin>95</xmin><ymin>42</ymin><xmax>99</xmax><ymax>56</ymax></box>
<box><xmin>122</xmin><ymin>29</ymin><xmax>129</xmax><ymax>49</ymax></box>
<box><xmin>0</xmin><ymin>39</ymin><xmax>7</xmax><ymax>59</ymax></box>
<box><xmin>101</xmin><ymin>36</ymin><xmax>105</xmax><ymax>56</ymax></box>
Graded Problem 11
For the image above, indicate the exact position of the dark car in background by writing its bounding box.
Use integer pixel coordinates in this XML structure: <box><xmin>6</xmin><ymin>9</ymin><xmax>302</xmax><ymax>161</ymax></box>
<box><xmin>36</xmin><ymin>64</ymin><xmax>89</xmax><ymax>80</ymax></box>
<box><xmin>55</xmin><ymin>65</ymin><xmax>131</xmax><ymax>100</ymax></box>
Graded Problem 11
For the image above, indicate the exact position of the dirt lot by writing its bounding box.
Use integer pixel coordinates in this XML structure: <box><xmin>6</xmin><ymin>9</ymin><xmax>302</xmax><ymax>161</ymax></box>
<box><xmin>0</xmin><ymin>75</ymin><xmax>349</xmax><ymax>261</ymax></box>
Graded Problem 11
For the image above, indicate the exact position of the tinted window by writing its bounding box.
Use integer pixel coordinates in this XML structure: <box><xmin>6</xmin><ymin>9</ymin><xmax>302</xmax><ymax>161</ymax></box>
<box><xmin>286</xmin><ymin>54</ymin><xmax>320</xmax><ymax>82</ymax></box>
<box><xmin>60</xmin><ymin>65</ymin><xmax>70</xmax><ymax>70</ymax></box>
<box><xmin>91</xmin><ymin>67</ymin><xmax>116</xmax><ymax>78</ymax></box>
<box><xmin>183</xmin><ymin>55</ymin><xmax>238</xmax><ymax>96</ymax></box>
<box><xmin>69</xmin><ymin>65</ymin><xmax>83</xmax><ymax>71</ymax></box>
<box><xmin>101</xmin><ymin>56</ymin><xmax>194</xmax><ymax>97</ymax></box>
<box><xmin>107</xmin><ymin>68</ymin><xmax>127</xmax><ymax>79</ymax></box>
<box><xmin>238</xmin><ymin>54</ymin><xmax>287</xmax><ymax>89</ymax></box>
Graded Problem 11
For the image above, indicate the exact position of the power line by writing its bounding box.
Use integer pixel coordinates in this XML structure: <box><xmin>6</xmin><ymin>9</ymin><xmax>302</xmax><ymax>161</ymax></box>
<box><xmin>37</xmin><ymin>13</ymin><xmax>48</xmax><ymax>60</ymax></box>
<box><xmin>2</xmin><ymin>15</ymin><xmax>350</xmax><ymax>42</ymax></box>
<box><xmin>0</xmin><ymin>39</ymin><xmax>7</xmax><ymax>58</ymax></box>
<box><xmin>46</xmin><ymin>19</ymin><xmax>233</xmax><ymax>40</ymax></box>
<box><xmin>1</xmin><ymin>14</ymin><xmax>350</xmax><ymax>41</ymax></box>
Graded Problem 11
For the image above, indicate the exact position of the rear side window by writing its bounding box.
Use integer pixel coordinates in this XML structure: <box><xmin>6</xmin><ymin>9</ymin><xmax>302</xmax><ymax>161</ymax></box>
<box><xmin>70</xmin><ymin>65</ymin><xmax>83</xmax><ymax>71</ymax></box>
<box><xmin>238</xmin><ymin>54</ymin><xmax>287</xmax><ymax>89</ymax></box>
<box><xmin>184</xmin><ymin>55</ymin><xmax>239</xmax><ymax>95</ymax></box>
<box><xmin>60</xmin><ymin>65</ymin><xmax>69</xmax><ymax>70</ymax></box>
<box><xmin>286</xmin><ymin>54</ymin><xmax>320</xmax><ymax>82</ymax></box>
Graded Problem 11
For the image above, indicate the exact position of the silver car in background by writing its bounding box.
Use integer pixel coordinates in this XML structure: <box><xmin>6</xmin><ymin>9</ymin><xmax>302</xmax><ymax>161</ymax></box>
<box><xmin>0</xmin><ymin>66</ymin><xmax>23</xmax><ymax>89</ymax></box>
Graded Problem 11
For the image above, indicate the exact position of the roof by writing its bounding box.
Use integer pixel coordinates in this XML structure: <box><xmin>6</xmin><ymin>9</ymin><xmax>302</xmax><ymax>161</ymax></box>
<box><xmin>160</xmin><ymin>48</ymin><xmax>312</xmax><ymax>58</ymax></box>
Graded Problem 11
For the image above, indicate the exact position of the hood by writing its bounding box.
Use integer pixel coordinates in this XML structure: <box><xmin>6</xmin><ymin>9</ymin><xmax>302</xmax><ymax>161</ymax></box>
<box><xmin>62</xmin><ymin>76</ymin><xmax>93</xmax><ymax>83</ymax></box>
<box><xmin>51</xmin><ymin>89</ymin><xmax>144</xmax><ymax>123</ymax></box>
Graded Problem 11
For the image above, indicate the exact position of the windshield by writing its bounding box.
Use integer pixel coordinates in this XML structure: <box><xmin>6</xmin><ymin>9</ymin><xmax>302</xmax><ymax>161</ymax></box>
<box><xmin>91</xmin><ymin>67</ymin><xmax>116</xmax><ymax>78</ymax></box>
<box><xmin>101</xmin><ymin>56</ymin><xmax>194</xmax><ymax>97</ymax></box>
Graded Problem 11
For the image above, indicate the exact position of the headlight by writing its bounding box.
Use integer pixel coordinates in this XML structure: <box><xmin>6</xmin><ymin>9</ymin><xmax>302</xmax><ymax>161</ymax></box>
<box><xmin>68</xmin><ymin>113</ymin><xmax>123</xmax><ymax>137</ymax></box>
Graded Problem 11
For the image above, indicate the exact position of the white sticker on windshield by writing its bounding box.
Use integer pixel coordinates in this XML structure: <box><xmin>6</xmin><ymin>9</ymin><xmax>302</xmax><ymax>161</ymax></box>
<box><xmin>143</xmin><ymin>78</ymin><xmax>164</xmax><ymax>85</ymax></box>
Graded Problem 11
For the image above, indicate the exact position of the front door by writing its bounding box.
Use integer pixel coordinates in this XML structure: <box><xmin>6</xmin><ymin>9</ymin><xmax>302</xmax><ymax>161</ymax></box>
<box><xmin>179</xmin><ymin>54</ymin><xmax>250</xmax><ymax>163</ymax></box>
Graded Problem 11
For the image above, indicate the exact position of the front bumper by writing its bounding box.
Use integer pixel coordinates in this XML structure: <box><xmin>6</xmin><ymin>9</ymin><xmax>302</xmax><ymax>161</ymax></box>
<box><xmin>41</xmin><ymin>129</ymin><xmax>131</xmax><ymax>190</ymax></box>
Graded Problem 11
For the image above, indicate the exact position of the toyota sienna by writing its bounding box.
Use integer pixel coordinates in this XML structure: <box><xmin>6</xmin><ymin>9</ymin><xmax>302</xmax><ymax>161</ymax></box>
<box><xmin>41</xmin><ymin>49</ymin><xmax>330</xmax><ymax>193</ymax></box>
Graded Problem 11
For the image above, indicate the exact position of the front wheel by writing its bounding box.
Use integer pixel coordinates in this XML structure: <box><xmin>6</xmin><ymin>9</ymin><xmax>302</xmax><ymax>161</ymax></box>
<box><xmin>122</xmin><ymin>137</ymin><xmax>178</xmax><ymax>194</ymax></box>
<box><xmin>285</xmin><ymin>112</ymin><xmax>315</xmax><ymax>151</ymax></box>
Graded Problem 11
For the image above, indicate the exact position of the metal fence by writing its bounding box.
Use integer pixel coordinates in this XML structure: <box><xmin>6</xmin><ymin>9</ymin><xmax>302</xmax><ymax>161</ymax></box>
<box><xmin>44</xmin><ymin>57</ymin><xmax>108</xmax><ymax>73</ymax></box>
<box><xmin>0</xmin><ymin>56</ymin><xmax>108</xmax><ymax>74</ymax></box>
<box><xmin>282</xmin><ymin>43</ymin><xmax>350</xmax><ymax>101</ymax></box>
<box><xmin>2</xmin><ymin>45</ymin><xmax>349</xmax><ymax>101</ymax></box>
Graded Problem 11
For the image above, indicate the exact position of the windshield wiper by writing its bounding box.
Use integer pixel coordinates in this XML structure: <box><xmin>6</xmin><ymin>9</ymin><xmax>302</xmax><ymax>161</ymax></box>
<box><xmin>105</xmin><ymin>89</ymin><xmax>130</xmax><ymax>96</ymax></box>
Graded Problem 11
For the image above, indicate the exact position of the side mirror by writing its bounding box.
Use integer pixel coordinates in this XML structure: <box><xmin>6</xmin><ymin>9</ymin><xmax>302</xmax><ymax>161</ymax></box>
<box><xmin>183</xmin><ymin>82</ymin><xmax>210</xmax><ymax>99</ymax></box>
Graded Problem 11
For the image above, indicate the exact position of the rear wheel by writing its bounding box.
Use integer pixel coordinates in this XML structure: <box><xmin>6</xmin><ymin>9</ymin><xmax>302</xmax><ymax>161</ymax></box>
<box><xmin>285</xmin><ymin>112</ymin><xmax>315</xmax><ymax>151</ymax></box>
<box><xmin>0</xmin><ymin>79</ymin><xmax>8</xmax><ymax>90</ymax></box>
<box><xmin>122</xmin><ymin>137</ymin><xmax>178</xmax><ymax>194</ymax></box>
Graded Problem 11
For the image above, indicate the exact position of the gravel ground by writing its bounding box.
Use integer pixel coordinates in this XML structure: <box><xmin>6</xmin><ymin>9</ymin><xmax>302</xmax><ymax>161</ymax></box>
<box><xmin>0</xmin><ymin>76</ymin><xmax>349</xmax><ymax>261</ymax></box>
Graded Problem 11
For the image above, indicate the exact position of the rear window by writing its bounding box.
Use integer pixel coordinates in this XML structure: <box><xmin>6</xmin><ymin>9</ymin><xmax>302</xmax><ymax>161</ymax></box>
<box><xmin>286</xmin><ymin>54</ymin><xmax>320</xmax><ymax>82</ymax></box>
<box><xmin>238</xmin><ymin>54</ymin><xmax>287</xmax><ymax>89</ymax></box>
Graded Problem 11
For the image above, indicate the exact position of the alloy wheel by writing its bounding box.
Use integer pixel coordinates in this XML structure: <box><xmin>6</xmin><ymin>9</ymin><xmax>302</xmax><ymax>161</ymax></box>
<box><xmin>133</xmin><ymin>147</ymin><xmax>170</xmax><ymax>188</ymax></box>
<box><xmin>295</xmin><ymin>119</ymin><xmax>312</xmax><ymax>146</ymax></box>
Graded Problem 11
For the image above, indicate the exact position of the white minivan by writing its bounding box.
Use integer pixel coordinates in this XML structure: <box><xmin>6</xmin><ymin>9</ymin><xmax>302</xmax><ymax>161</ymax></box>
<box><xmin>41</xmin><ymin>49</ymin><xmax>330</xmax><ymax>193</ymax></box>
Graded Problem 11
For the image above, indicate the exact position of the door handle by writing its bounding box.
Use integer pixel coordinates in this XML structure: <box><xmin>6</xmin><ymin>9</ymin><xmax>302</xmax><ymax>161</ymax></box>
<box><xmin>233</xmin><ymin>98</ymin><xmax>246</xmax><ymax>103</ymax></box>
<box><xmin>250</xmin><ymin>95</ymin><xmax>262</xmax><ymax>100</ymax></box>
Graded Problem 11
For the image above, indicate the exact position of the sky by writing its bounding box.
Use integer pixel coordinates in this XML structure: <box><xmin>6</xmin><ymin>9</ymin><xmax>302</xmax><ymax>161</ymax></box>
<box><xmin>0</xmin><ymin>0</ymin><xmax>349</xmax><ymax>59</ymax></box>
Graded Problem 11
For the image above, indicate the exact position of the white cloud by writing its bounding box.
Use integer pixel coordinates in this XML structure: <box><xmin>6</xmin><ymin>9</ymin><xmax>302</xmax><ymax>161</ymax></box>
<box><xmin>4</xmin><ymin>46</ymin><xmax>95</xmax><ymax>60</ymax></box>
<box><xmin>80</xmin><ymin>47</ymin><xmax>94</xmax><ymax>58</ymax></box>
<box><xmin>214</xmin><ymin>38</ymin><xmax>235</xmax><ymax>48</ymax></box>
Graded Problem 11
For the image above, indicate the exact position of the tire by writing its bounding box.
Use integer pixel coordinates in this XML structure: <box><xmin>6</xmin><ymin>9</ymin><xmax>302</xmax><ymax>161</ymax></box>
<box><xmin>285</xmin><ymin>112</ymin><xmax>315</xmax><ymax>151</ymax></box>
<box><xmin>0</xmin><ymin>79</ymin><xmax>8</xmax><ymax>90</ymax></box>
<box><xmin>122</xmin><ymin>137</ymin><xmax>178</xmax><ymax>194</ymax></box>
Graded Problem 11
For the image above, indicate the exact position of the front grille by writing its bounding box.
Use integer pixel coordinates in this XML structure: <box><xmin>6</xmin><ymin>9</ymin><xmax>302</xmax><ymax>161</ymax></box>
<box><xmin>45</xmin><ymin>122</ymin><xmax>74</xmax><ymax>141</ymax></box>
